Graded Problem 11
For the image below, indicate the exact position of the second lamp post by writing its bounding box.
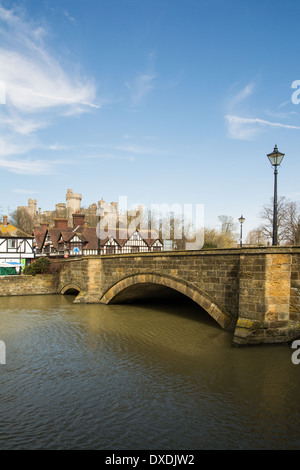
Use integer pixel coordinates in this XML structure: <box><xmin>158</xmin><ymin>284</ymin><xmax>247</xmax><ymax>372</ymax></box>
<box><xmin>238</xmin><ymin>215</ymin><xmax>245</xmax><ymax>248</ymax></box>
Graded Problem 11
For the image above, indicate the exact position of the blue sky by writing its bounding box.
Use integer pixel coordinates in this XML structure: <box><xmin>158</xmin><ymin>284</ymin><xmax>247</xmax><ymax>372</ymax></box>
<box><xmin>0</xmin><ymin>0</ymin><xmax>300</xmax><ymax>239</ymax></box>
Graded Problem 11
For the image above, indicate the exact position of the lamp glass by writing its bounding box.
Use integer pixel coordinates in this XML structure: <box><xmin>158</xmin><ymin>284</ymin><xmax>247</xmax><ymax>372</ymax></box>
<box><xmin>267</xmin><ymin>145</ymin><xmax>285</xmax><ymax>167</ymax></box>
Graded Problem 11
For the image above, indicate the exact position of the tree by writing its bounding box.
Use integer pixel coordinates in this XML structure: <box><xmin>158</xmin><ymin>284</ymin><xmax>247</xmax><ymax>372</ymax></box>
<box><xmin>218</xmin><ymin>215</ymin><xmax>238</xmax><ymax>237</ymax></box>
<box><xmin>9</xmin><ymin>208</ymin><xmax>34</xmax><ymax>234</ymax></box>
<box><xmin>216</xmin><ymin>215</ymin><xmax>238</xmax><ymax>247</ymax></box>
<box><xmin>202</xmin><ymin>223</ymin><xmax>238</xmax><ymax>249</ymax></box>
<box><xmin>281</xmin><ymin>200</ymin><xmax>300</xmax><ymax>245</ymax></box>
<box><xmin>246</xmin><ymin>228</ymin><xmax>267</xmax><ymax>246</ymax></box>
<box><xmin>259</xmin><ymin>196</ymin><xmax>300</xmax><ymax>245</ymax></box>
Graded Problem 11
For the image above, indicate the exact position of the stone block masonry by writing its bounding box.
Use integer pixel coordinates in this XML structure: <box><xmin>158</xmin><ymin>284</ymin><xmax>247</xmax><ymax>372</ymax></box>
<box><xmin>0</xmin><ymin>274</ymin><xmax>57</xmax><ymax>296</ymax></box>
<box><xmin>233</xmin><ymin>249</ymin><xmax>300</xmax><ymax>345</ymax></box>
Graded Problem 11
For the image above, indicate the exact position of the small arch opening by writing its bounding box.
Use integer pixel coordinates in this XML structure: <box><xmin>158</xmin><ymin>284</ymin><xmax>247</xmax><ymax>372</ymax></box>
<box><xmin>63</xmin><ymin>288</ymin><xmax>80</xmax><ymax>295</ymax></box>
<box><xmin>60</xmin><ymin>284</ymin><xmax>81</xmax><ymax>296</ymax></box>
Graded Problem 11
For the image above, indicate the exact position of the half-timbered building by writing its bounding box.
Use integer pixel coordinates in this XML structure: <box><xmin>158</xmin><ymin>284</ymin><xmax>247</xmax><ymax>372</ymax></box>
<box><xmin>0</xmin><ymin>215</ymin><xmax>34</xmax><ymax>266</ymax></box>
<box><xmin>34</xmin><ymin>214</ymin><xmax>164</xmax><ymax>258</ymax></box>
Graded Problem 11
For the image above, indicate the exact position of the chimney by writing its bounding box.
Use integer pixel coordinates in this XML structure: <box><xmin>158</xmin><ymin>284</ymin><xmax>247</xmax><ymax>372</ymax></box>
<box><xmin>3</xmin><ymin>215</ymin><xmax>7</xmax><ymax>226</ymax></box>
<box><xmin>40</xmin><ymin>223</ymin><xmax>50</xmax><ymax>232</ymax></box>
<box><xmin>72</xmin><ymin>213</ymin><xmax>85</xmax><ymax>228</ymax></box>
<box><xmin>54</xmin><ymin>218</ymin><xmax>69</xmax><ymax>229</ymax></box>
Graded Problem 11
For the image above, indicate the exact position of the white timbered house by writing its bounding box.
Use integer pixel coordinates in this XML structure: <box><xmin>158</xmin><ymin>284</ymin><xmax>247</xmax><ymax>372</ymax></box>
<box><xmin>150</xmin><ymin>239</ymin><xmax>163</xmax><ymax>252</ymax></box>
<box><xmin>102</xmin><ymin>236</ymin><xmax>120</xmax><ymax>255</ymax></box>
<box><xmin>121</xmin><ymin>230</ymin><xmax>150</xmax><ymax>253</ymax></box>
<box><xmin>0</xmin><ymin>215</ymin><xmax>34</xmax><ymax>266</ymax></box>
<box><xmin>42</xmin><ymin>229</ymin><xmax>61</xmax><ymax>257</ymax></box>
<box><xmin>33</xmin><ymin>216</ymin><xmax>164</xmax><ymax>258</ymax></box>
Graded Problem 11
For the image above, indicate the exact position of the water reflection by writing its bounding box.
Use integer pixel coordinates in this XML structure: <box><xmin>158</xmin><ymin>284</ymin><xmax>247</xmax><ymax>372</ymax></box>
<box><xmin>0</xmin><ymin>294</ymin><xmax>299</xmax><ymax>450</ymax></box>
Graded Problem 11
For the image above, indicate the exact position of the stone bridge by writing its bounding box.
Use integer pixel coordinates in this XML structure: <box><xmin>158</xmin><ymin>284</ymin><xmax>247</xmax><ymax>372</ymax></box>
<box><xmin>56</xmin><ymin>246</ymin><xmax>300</xmax><ymax>346</ymax></box>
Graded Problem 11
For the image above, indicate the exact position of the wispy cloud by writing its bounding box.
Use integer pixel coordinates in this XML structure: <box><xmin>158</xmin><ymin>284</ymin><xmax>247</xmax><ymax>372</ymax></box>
<box><xmin>228</xmin><ymin>83</ymin><xmax>255</xmax><ymax>109</ymax></box>
<box><xmin>0</xmin><ymin>6</ymin><xmax>98</xmax><ymax>114</ymax></box>
<box><xmin>12</xmin><ymin>189</ymin><xmax>40</xmax><ymax>194</ymax></box>
<box><xmin>84</xmin><ymin>153</ymin><xmax>135</xmax><ymax>162</ymax></box>
<box><xmin>225</xmin><ymin>80</ymin><xmax>300</xmax><ymax>140</ymax></box>
<box><xmin>126</xmin><ymin>53</ymin><xmax>157</xmax><ymax>106</ymax></box>
<box><xmin>225</xmin><ymin>115</ymin><xmax>300</xmax><ymax>140</ymax></box>
<box><xmin>0</xmin><ymin>5</ymin><xmax>99</xmax><ymax>174</ymax></box>
<box><xmin>89</xmin><ymin>142</ymin><xmax>166</xmax><ymax>157</ymax></box>
<box><xmin>0</xmin><ymin>157</ymin><xmax>54</xmax><ymax>175</ymax></box>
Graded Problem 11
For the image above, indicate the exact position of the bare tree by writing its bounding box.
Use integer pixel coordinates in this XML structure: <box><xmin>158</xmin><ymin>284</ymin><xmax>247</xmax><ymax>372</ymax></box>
<box><xmin>281</xmin><ymin>200</ymin><xmax>300</xmax><ymax>245</ymax></box>
<box><xmin>9</xmin><ymin>208</ymin><xmax>34</xmax><ymax>234</ymax></box>
<box><xmin>246</xmin><ymin>228</ymin><xmax>267</xmax><ymax>246</ymax></box>
<box><xmin>259</xmin><ymin>196</ymin><xmax>300</xmax><ymax>245</ymax></box>
<box><xmin>218</xmin><ymin>215</ymin><xmax>238</xmax><ymax>237</ymax></box>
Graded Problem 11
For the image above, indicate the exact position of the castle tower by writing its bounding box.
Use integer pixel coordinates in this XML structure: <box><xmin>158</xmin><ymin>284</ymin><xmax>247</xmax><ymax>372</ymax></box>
<box><xmin>66</xmin><ymin>189</ymin><xmax>82</xmax><ymax>213</ymax></box>
<box><xmin>27</xmin><ymin>199</ymin><xmax>37</xmax><ymax>216</ymax></box>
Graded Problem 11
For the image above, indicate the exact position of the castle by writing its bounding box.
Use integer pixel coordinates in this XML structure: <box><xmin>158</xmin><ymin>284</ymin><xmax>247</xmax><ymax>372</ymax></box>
<box><xmin>18</xmin><ymin>189</ymin><xmax>144</xmax><ymax>229</ymax></box>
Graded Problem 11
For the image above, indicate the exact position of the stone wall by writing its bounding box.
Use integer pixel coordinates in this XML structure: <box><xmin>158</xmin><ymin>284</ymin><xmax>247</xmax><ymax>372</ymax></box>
<box><xmin>233</xmin><ymin>249</ymin><xmax>300</xmax><ymax>345</ymax></box>
<box><xmin>290</xmin><ymin>252</ymin><xmax>300</xmax><ymax>322</ymax></box>
<box><xmin>0</xmin><ymin>274</ymin><xmax>57</xmax><ymax>296</ymax></box>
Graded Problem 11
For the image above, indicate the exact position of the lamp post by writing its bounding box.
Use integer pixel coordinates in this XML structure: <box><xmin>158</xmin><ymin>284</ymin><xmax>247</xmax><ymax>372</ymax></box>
<box><xmin>267</xmin><ymin>145</ymin><xmax>285</xmax><ymax>246</ymax></box>
<box><xmin>96</xmin><ymin>206</ymin><xmax>104</xmax><ymax>255</ymax></box>
<box><xmin>238</xmin><ymin>215</ymin><xmax>245</xmax><ymax>248</ymax></box>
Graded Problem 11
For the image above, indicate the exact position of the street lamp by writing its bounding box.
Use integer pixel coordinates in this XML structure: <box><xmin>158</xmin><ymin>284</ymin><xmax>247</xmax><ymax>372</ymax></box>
<box><xmin>96</xmin><ymin>206</ymin><xmax>104</xmax><ymax>255</ymax></box>
<box><xmin>267</xmin><ymin>144</ymin><xmax>285</xmax><ymax>246</ymax></box>
<box><xmin>238</xmin><ymin>215</ymin><xmax>245</xmax><ymax>248</ymax></box>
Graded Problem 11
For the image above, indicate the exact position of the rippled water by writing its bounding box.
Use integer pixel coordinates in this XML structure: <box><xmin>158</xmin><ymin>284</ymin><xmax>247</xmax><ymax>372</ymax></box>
<box><xmin>0</xmin><ymin>294</ymin><xmax>299</xmax><ymax>450</ymax></box>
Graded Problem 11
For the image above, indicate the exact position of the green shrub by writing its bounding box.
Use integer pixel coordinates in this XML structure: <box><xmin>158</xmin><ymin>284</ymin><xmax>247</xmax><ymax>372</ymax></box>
<box><xmin>23</xmin><ymin>257</ymin><xmax>51</xmax><ymax>275</ymax></box>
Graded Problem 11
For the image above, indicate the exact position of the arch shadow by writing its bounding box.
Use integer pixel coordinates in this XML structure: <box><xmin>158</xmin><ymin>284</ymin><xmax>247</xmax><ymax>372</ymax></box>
<box><xmin>60</xmin><ymin>283</ymin><xmax>81</xmax><ymax>295</ymax></box>
<box><xmin>100</xmin><ymin>273</ymin><xmax>234</xmax><ymax>331</ymax></box>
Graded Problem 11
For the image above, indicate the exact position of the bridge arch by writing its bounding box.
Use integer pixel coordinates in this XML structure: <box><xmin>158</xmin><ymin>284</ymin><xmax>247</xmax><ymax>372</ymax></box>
<box><xmin>100</xmin><ymin>273</ymin><xmax>234</xmax><ymax>331</ymax></box>
<box><xmin>60</xmin><ymin>283</ymin><xmax>81</xmax><ymax>295</ymax></box>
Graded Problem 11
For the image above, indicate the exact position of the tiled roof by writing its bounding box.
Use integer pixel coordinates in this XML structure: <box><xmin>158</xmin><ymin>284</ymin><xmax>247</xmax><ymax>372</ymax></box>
<box><xmin>0</xmin><ymin>223</ymin><xmax>33</xmax><ymax>238</ymax></box>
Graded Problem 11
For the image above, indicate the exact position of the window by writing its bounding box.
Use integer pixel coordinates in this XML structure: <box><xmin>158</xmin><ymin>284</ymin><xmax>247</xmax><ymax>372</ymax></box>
<box><xmin>8</xmin><ymin>239</ymin><xmax>16</xmax><ymax>249</ymax></box>
<box><xmin>153</xmin><ymin>246</ymin><xmax>161</xmax><ymax>252</ymax></box>
<box><xmin>106</xmin><ymin>246</ymin><xmax>115</xmax><ymax>254</ymax></box>
<box><xmin>131</xmin><ymin>246</ymin><xmax>139</xmax><ymax>253</ymax></box>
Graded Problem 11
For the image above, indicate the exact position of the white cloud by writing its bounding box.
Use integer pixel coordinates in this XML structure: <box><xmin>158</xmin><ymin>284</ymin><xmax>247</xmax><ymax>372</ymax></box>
<box><xmin>12</xmin><ymin>189</ymin><xmax>40</xmax><ymax>194</ymax></box>
<box><xmin>0</xmin><ymin>114</ymin><xmax>48</xmax><ymax>135</ymax></box>
<box><xmin>0</xmin><ymin>46</ymin><xmax>99</xmax><ymax>114</ymax></box>
<box><xmin>226</xmin><ymin>114</ymin><xmax>300</xmax><ymax>140</ymax></box>
<box><xmin>0</xmin><ymin>157</ymin><xmax>53</xmax><ymax>175</ymax></box>
<box><xmin>126</xmin><ymin>53</ymin><xmax>157</xmax><ymax>105</ymax></box>
<box><xmin>0</xmin><ymin>5</ymin><xmax>100</xmax><ymax>175</ymax></box>
<box><xmin>228</xmin><ymin>83</ymin><xmax>255</xmax><ymax>108</ymax></box>
<box><xmin>91</xmin><ymin>142</ymin><xmax>166</xmax><ymax>156</ymax></box>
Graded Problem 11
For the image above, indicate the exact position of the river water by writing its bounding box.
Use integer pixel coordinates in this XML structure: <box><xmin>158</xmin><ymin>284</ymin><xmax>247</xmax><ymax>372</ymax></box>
<box><xmin>0</xmin><ymin>294</ymin><xmax>299</xmax><ymax>450</ymax></box>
